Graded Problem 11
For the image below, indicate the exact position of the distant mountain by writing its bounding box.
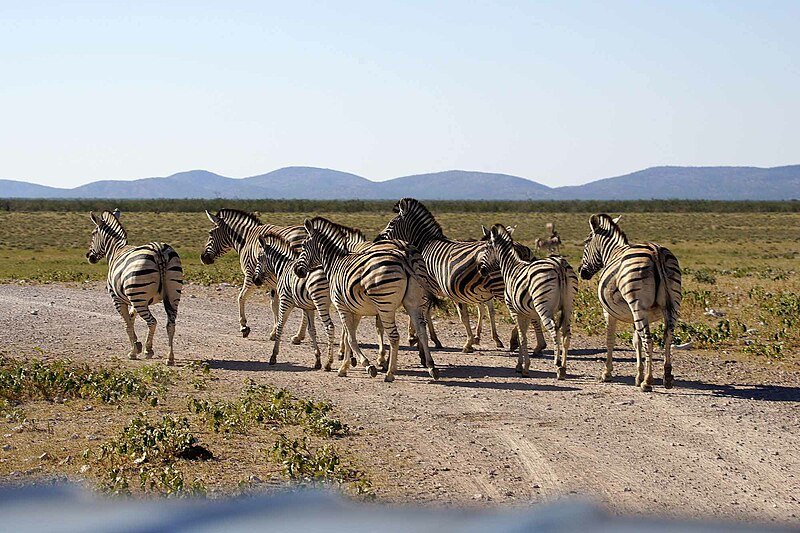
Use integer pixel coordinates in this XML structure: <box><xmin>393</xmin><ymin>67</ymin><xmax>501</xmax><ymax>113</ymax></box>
<box><xmin>375</xmin><ymin>170</ymin><xmax>556</xmax><ymax>200</ymax></box>
<box><xmin>555</xmin><ymin>165</ymin><xmax>800</xmax><ymax>200</ymax></box>
<box><xmin>2</xmin><ymin>165</ymin><xmax>800</xmax><ymax>200</ymax></box>
<box><xmin>0</xmin><ymin>179</ymin><xmax>66</xmax><ymax>198</ymax></box>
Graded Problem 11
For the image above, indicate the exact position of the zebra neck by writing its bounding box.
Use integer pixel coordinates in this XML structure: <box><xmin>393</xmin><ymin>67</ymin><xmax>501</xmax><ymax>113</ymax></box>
<box><xmin>601</xmin><ymin>243</ymin><xmax>628</xmax><ymax>267</ymax></box>
<box><xmin>496</xmin><ymin>243</ymin><xmax>520</xmax><ymax>275</ymax></box>
<box><xmin>265</xmin><ymin>249</ymin><xmax>293</xmax><ymax>277</ymax></box>
<box><xmin>104</xmin><ymin>239</ymin><xmax>129</xmax><ymax>263</ymax></box>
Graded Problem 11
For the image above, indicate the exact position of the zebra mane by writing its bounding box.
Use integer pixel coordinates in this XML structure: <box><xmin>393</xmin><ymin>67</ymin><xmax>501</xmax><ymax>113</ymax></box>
<box><xmin>215</xmin><ymin>208</ymin><xmax>263</xmax><ymax>227</ymax></box>
<box><xmin>589</xmin><ymin>214</ymin><xmax>629</xmax><ymax>245</ymax></box>
<box><xmin>258</xmin><ymin>232</ymin><xmax>298</xmax><ymax>259</ymax></box>
<box><xmin>97</xmin><ymin>211</ymin><xmax>128</xmax><ymax>243</ymax></box>
<box><xmin>305</xmin><ymin>216</ymin><xmax>366</xmax><ymax>242</ymax></box>
<box><xmin>394</xmin><ymin>197</ymin><xmax>446</xmax><ymax>240</ymax></box>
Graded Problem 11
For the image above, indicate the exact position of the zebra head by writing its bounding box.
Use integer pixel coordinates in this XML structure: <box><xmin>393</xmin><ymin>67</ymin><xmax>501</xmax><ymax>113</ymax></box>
<box><xmin>477</xmin><ymin>225</ymin><xmax>500</xmax><ymax>277</ymax></box>
<box><xmin>293</xmin><ymin>218</ymin><xmax>324</xmax><ymax>278</ymax></box>
<box><xmin>376</xmin><ymin>197</ymin><xmax>444</xmax><ymax>246</ymax></box>
<box><xmin>201</xmin><ymin>210</ymin><xmax>230</xmax><ymax>265</ymax></box>
<box><xmin>86</xmin><ymin>211</ymin><xmax>127</xmax><ymax>264</ymax></box>
<box><xmin>579</xmin><ymin>214</ymin><xmax>626</xmax><ymax>280</ymax></box>
<box><xmin>253</xmin><ymin>235</ymin><xmax>270</xmax><ymax>287</ymax></box>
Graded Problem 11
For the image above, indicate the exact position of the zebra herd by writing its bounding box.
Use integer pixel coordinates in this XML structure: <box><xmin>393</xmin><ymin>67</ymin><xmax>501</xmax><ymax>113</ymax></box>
<box><xmin>86</xmin><ymin>198</ymin><xmax>682</xmax><ymax>392</ymax></box>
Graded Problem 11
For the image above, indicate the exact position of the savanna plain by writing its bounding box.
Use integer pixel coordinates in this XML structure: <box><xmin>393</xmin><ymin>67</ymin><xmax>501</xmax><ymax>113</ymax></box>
<box><xmin>0</xmin><ymin>206</ymin><xmax>798</xmax><ymax>525</ymax></box>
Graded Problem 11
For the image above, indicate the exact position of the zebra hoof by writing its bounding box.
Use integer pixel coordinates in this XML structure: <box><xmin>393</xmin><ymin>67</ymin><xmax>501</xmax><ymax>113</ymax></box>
<box><xmin>432</xmin><ymin>339</ymin><xmax>443</xmax><ymax>349</ymax></box>
<box><xmin>350</xmin><ymin>357</ymin><xmax>358</xmax><ymax>367</ymax></box>
<box><xmin>367</xmin><ymin>365</ymin><xmax>377</xmax><ymax>378</ymax></box>
<box><xmin>291</xmin><ymin>336</ymin><xmax>303</xmax><ymax>345</ymax></box>
<box><xmin>241</xmin><ymin>327</ymin><xmax>251</xmax><ymax>338</ymax></box>
<box><xmin>664</xmin><ymin>375</ymin><xmax>674</xmax><ymax>389</ymax></box>
<box><xmin>337</xmin><ymin>370</ymin><xmax>348</xmax><ymax>377</ymax></box>
<box><xmin>268</xmin><ymin>355</ymin><xmax>277</xmax><ymax>366</ymax></box>
<box><xmin>408</xmin><ymin>337</ymin><xmax>418</xmax><ymax>347</ymax></box>
<box><xmin>462</xmin><ymin>345</ymin><xmax>474</xmax><ymax>354</ymax></box>
<box><xmin>473</xmin><ymin>336</ymin><xmax>481</xmax><ymax>344</ymax></box>
<box><xmin>521</xmin><ymin>370</ymin><xmax>530</xmax><ymax>377</ymax></box>
<box><xmin>429</xmin><ymin>367</ymin><xmax>439</xmax><ymax>381</ymax></box>
<box><xmin>640</xmin><ymin>383</ymin><xmax>653</xmax><ymax>393</ymax></box>
<box><xmin>515</xmin><ymin>366</ymin><xmax>522</xmax><ymax>374</ymax></box>
<box><xmin>166</xmin><ymin>358</ymin><xmax>175</xmax><ymax>366</ymax></box>
<box><xmin>144</xmin><ymin>350</ymin><xmax>155</xmax><ymax>359</ymax></box>
<box><xmin>509</xmin><ymin>342</ymin><xmax>519</xmax><ymax>352</ymax></box>
<box><xmin>556</xmin><ymin>367</ymin><xmax>567</xmax><ymax>380</ymax></box>
<box><xmin>134</xmin><ymin>342</ymin><xmax>143</xmax><ymax>354</ymax></box>
<box><xmin>384</xmin><ymin>373</ymin><xmax>395</xmax><ymax>383</ymax></box>
<box><xmin>269</xmin><ymin>332</ymin><xmax>277</xmax><ymax>341</ymax></box>
<box><xmin>495</xmin><ymin>340</ymin><xmax>504</xmax><ymax>349</ymax></box>
<box><xmin>600</xmin><ymin>372</ymin><xmax>612</xmax><ymax>383</ymax></box>
<box><xmin>324</xmin><ymin>364</ymin><xmax>332</xmax><ymax>372</ymax></box>
<box><xmin>314</xmin><ymin>361</ymin><xmax>322</xmax><ymax>370</ymax></box>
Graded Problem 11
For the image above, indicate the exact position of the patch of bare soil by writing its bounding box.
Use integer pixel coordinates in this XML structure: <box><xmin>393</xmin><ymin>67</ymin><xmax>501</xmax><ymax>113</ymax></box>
<box><xmin>0</xmin><ymin>282</ymin><xmax>798</xmax><ymax>524</ymax></box>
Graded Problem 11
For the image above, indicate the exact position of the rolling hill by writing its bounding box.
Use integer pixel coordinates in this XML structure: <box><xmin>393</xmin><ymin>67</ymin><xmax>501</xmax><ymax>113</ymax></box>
<box><xmin>2</xmin><ymin>165</ymin><xmax>799</xmax><ymax>200</ymax></box>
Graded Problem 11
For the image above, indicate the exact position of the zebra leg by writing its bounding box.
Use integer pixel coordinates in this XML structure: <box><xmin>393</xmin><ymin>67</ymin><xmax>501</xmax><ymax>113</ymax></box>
<box><xmin>304</xmin><ymin>309</ymin><xmax>322</xmax><ymax>370</ymax></box>
<box><xmin>536</xmin><ymin>309</ymin><xmax>562</xmax><ymax>380</ymax></box>
<box><xmin>238</xmin><ymin>281</ymin><xmax>254</xmax><ymax>338</ymax></box>
<box><xmin>407</xmin><ymin>306</ymin><xmax>438</xmax><ymax>380</ymax></box>
<box><xmin>515</xmin><ymin>315</ymin><xmax>531</xmax><ymax>377</ymax></box>
<box><xmin>268</xmin><ymin>289</ymin><xmax>279</xmax><ymax>340</ymax></box>
<box><xmin>456</xmin><ymin>302</ymin><xmax>476</xmax><ymax>353</ymax></box>
<box><xmin>486</xmin><ymin>300</ymin><xmax>504</xmax><ymax>348</ymax></box>
<box><xmin>339</xmin><ymin>312</ymin><xmax>376</xmax><ymax>378</ymax></box>
<box><xmin>601</xmin><ymin>314</ymin><xmax>616</xmax><ymax>382</ymax></box>
<box><xmin>407</xmin><ymin>319</ymin><xmax>418</xmax><ymax>347</ymax></box>
<box><xmin>559</xmin><ymin>313</ymin><xmax>572</xmax><ymax>381</ymax></box>
<box><xmin>134</xmin><ymin>305</ymin><xmax>157</xmax><ymax>359</ymax></box>
<box><xmin>509</xmin><ymin>318</ymin><xmax>520</xmax><ymax>352</ymax></box>
<box><xmin>291</xmin><ymin>312</ymin><xmax>308</xmax><ymax>345</ymax></box>
<box><xmin>115</xmin><ymin>301</ymin><xmax>141</xmax><ymax>359</ymax></box>
<box><xmin>474</xmin><ymin>303</ymin><xmax>483</xmax><ymax>344</ymax></box>
<box><xmin>640</xmin><ymin>324</ymin><xmax>655</xmax><ymax>392</ymax></box>
<box><xmin>375</xmin><ymin>316</ymin><xmax>387</xmax><ymax>368</ymax></box>
<box><xmin>313</xmin><ymin>299</ymin><xmax>337</xmax><ymax>372</ymax></box>
<box><xmin>164</xmin><ymin>299</ymin><xmax>179</xmax><ymax>367</ymax></box>
<box><xmin>270</xmin><ymin>297</ymin><xmax>293</xmax><ymax>366</ymax></box>
<box><xmin>425</xmin><ymin>304</ymin><xmax>443</xmax><ymax>349</ymax></box>
<box><xmin>633</xmin><ymin>329</ymin><xmax>644</xmax><ymax>388</ymax></box>
<box><xmin>380</xmin><ymin>314</ymin><xmax>401</xmax><ymax>383</ymax></box>
<box><xmin>663</xmin><ymin>320</ymin><xmax>675</xmax><ymax>389</ymax></box>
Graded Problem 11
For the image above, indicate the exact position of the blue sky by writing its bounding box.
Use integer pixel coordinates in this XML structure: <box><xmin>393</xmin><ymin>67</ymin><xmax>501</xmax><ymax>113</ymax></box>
<box><xmin>1</xmin><ymin>1</ymin><xmax>798</xmax><ymax>188</ymax></box>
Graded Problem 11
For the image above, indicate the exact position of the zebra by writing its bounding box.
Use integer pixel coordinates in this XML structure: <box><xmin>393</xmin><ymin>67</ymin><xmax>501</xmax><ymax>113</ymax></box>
<box><xmin>86</xmin><ymin>211</ymin><xmax>182</xmax><ymax>365</ymax></box>
<box><xmin>200</xmin><ymin>209</ymin><xmax>309</xmax><ymax>343</ymax></box>
<box><xmin>479</xmin><ymin>224</ymin><xmax>578</xmax><ymax>379</ymax></box>
<box><xmin>578</xmin><ymin>214</ymin><xmax>682</xmax><ymax>392</ymax></box>
<box><xmin>294</xmin><ymin>216</ymin><xmax>439</xmax><ymax>382</ymax></box>
<box><xmin>253</xmin><ymin>233</ymin><xmax>336</xmax><ymax>371</ymax></box>
<box><xmin>377</xmin><ymin>197</ymin><xmax>506</xmax><ymax>353</ymax></box>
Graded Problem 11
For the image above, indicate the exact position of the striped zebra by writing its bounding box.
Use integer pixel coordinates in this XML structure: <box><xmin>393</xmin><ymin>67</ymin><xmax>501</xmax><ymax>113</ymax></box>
<box><xmin>578</xmin><ymin>214</ymin><xmax>682</xmax><ymax>392</ymax></box>
<box><xmin>86</xmin><ymin>211</ymin><xmax>182</xmax><ymax>365</ymax></box>
<box><xmin>201</xmin><ymin>209</ymin><xmax>308</xmax><ymax>342</ymax></box>
<box><xmin>253</xmin><ymin>234</ymin><xmax>336</xmax><ymax>371</ymax></box>
<box><xmin>479</xmin><ymin>224</ymin><xmax>578</xmax><ymax>379</ymax></box>
<box><xmin>377</xmin><ymin>197</ymin><xmax>505</xmax><ymax>353</ymax></box>
<box><xmin>294</xmin><ymin>216</ymin><xmax>439</xmax><ymax>382</ymax></box>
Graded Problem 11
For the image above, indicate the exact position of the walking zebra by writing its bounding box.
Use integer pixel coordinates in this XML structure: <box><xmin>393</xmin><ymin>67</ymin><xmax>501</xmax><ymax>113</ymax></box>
<box><xmin>86</xmin><ymin>211</ymin><xmax>182</xmax><ymax>365</ymax></box>
<box><xmin>294</xmin><ymin>217</ymin><xmax>439</xmax><ymax>382</ymax></box>
<box><xmin>253</xmin><ymin>234</ymin><xmax>336</xmax><ymax>370</ymax></box>
<box><xmin>479</xmin><ymin>224</ymin><xmax>578</xmax><ymax>379</ymax></box>
<box><xmin>201</xmin><ymin>209</ymin><xmax>308</xmax><ymax>342</ymax></box>
<box><xmin>377</xmin><ymin>197</ymin><xmax>505</xmax><ymax>353</ymax></box>
<box><xmin>578</xmin><ymin>214</ymin><xmax>682</xmax><ymax>391</ymax></box>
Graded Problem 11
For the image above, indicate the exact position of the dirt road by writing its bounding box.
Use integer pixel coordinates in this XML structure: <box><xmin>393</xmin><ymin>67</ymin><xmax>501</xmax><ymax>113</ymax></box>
<box><xmin>1</xmin><ymin>282</ymin><xmax>798</xmax><ymax>524</ymax></box>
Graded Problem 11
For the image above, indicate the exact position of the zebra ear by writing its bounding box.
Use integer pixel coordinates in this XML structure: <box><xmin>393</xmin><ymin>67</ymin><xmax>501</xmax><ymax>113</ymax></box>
<box><xmin>205</xmin><ymin>210</ymin><xmax>221</xmax><ymax>226</ymax></box>
<box><xmin>89</xmin><ymin>212</ymin><xmax>100</xmax><ymax>226</ymax></box>
<box><xmin>481</xmin><ymin>225</ymin><xmax>490</xmax><ymax>239</ymax></box>
<box><xmin>589</xmin><ymin>214</ymin><xmax>602</xmax><ymax>231</ymax></box>
<box><xmin>303</xmin><ymin>218</ymin><xmax>314</xmax><ymax>234</ymax></box>
<box><xmin>612</xmin><ymin>215</ymin><xmax>622</xmax><ymax>224</ymax></box>
<box><xmin>507</xmin><ymin>224</ymin><xmax>517</xmax><ymax>235</ymax></box>
<box><xmin>257</xmin><ymin>235</ymin><xmax>268</xmax><ymax>251</ymax></box>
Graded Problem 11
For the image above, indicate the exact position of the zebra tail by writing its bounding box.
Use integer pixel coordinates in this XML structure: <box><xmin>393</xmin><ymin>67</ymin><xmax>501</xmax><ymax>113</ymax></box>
<box><xmin>556</xmin><ymin>257</ymin><xmax>576</xmax><ymax>331</ymax></box>
<box><xmin>655</xmin><ymin>247</ymin><xmax>679</xmax><ymax>329</ymax></box>
<box><xmin>403</xmin><ymin>249</ymin><xmax>442</xmax><ymax>300</ymax></box>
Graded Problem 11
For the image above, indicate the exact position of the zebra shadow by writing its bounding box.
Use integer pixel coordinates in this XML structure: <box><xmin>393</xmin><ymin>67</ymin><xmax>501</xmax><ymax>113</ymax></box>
<box><xmin>672</xmin><ymin>379</ymin><xmax>800</xmax><ymax>402</ymax></box>
<box><xmin>207</xmin><ymin>359</ymin><xmax>319</xmax><ymax>373</ymax></box>
<box><xmin>429</xmin><ymin>378</ymin><xmax>580</xmax><ymax>392</ymax></box>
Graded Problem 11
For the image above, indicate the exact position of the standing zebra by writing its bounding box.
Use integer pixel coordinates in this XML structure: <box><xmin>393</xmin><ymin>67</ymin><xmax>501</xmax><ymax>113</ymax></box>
<box><xmin>294</xmin><ymin>217</ymin><xmax>439</xmax><ymax>382</ymax></box>
<box><xmin>200</xmin><ymin>209</ymin><xmax>308</xmax><ymax>342</ymax></box>
<box><xmin>86</xmin><ymin>211</ymin><xmax>182</xmax><ymax>365</ymax></box>
<box><xmin>479</xmin><ymin>224</ymin><xmax>578</xmax><ymax>379</ymax></box>
<box><xmin>253</xmin><ymin>234</ymin><xmax>336</xmax><ymax>370</ymax></box>
<box><xmin>377</xmin><ymin>197</ymin><xmax>504</xmax><ymax>353</ymax></box>
<box><xmin>579</xmin><ymin>214</ymin><xmax>682</xmax><ymax>392</ymax></box>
